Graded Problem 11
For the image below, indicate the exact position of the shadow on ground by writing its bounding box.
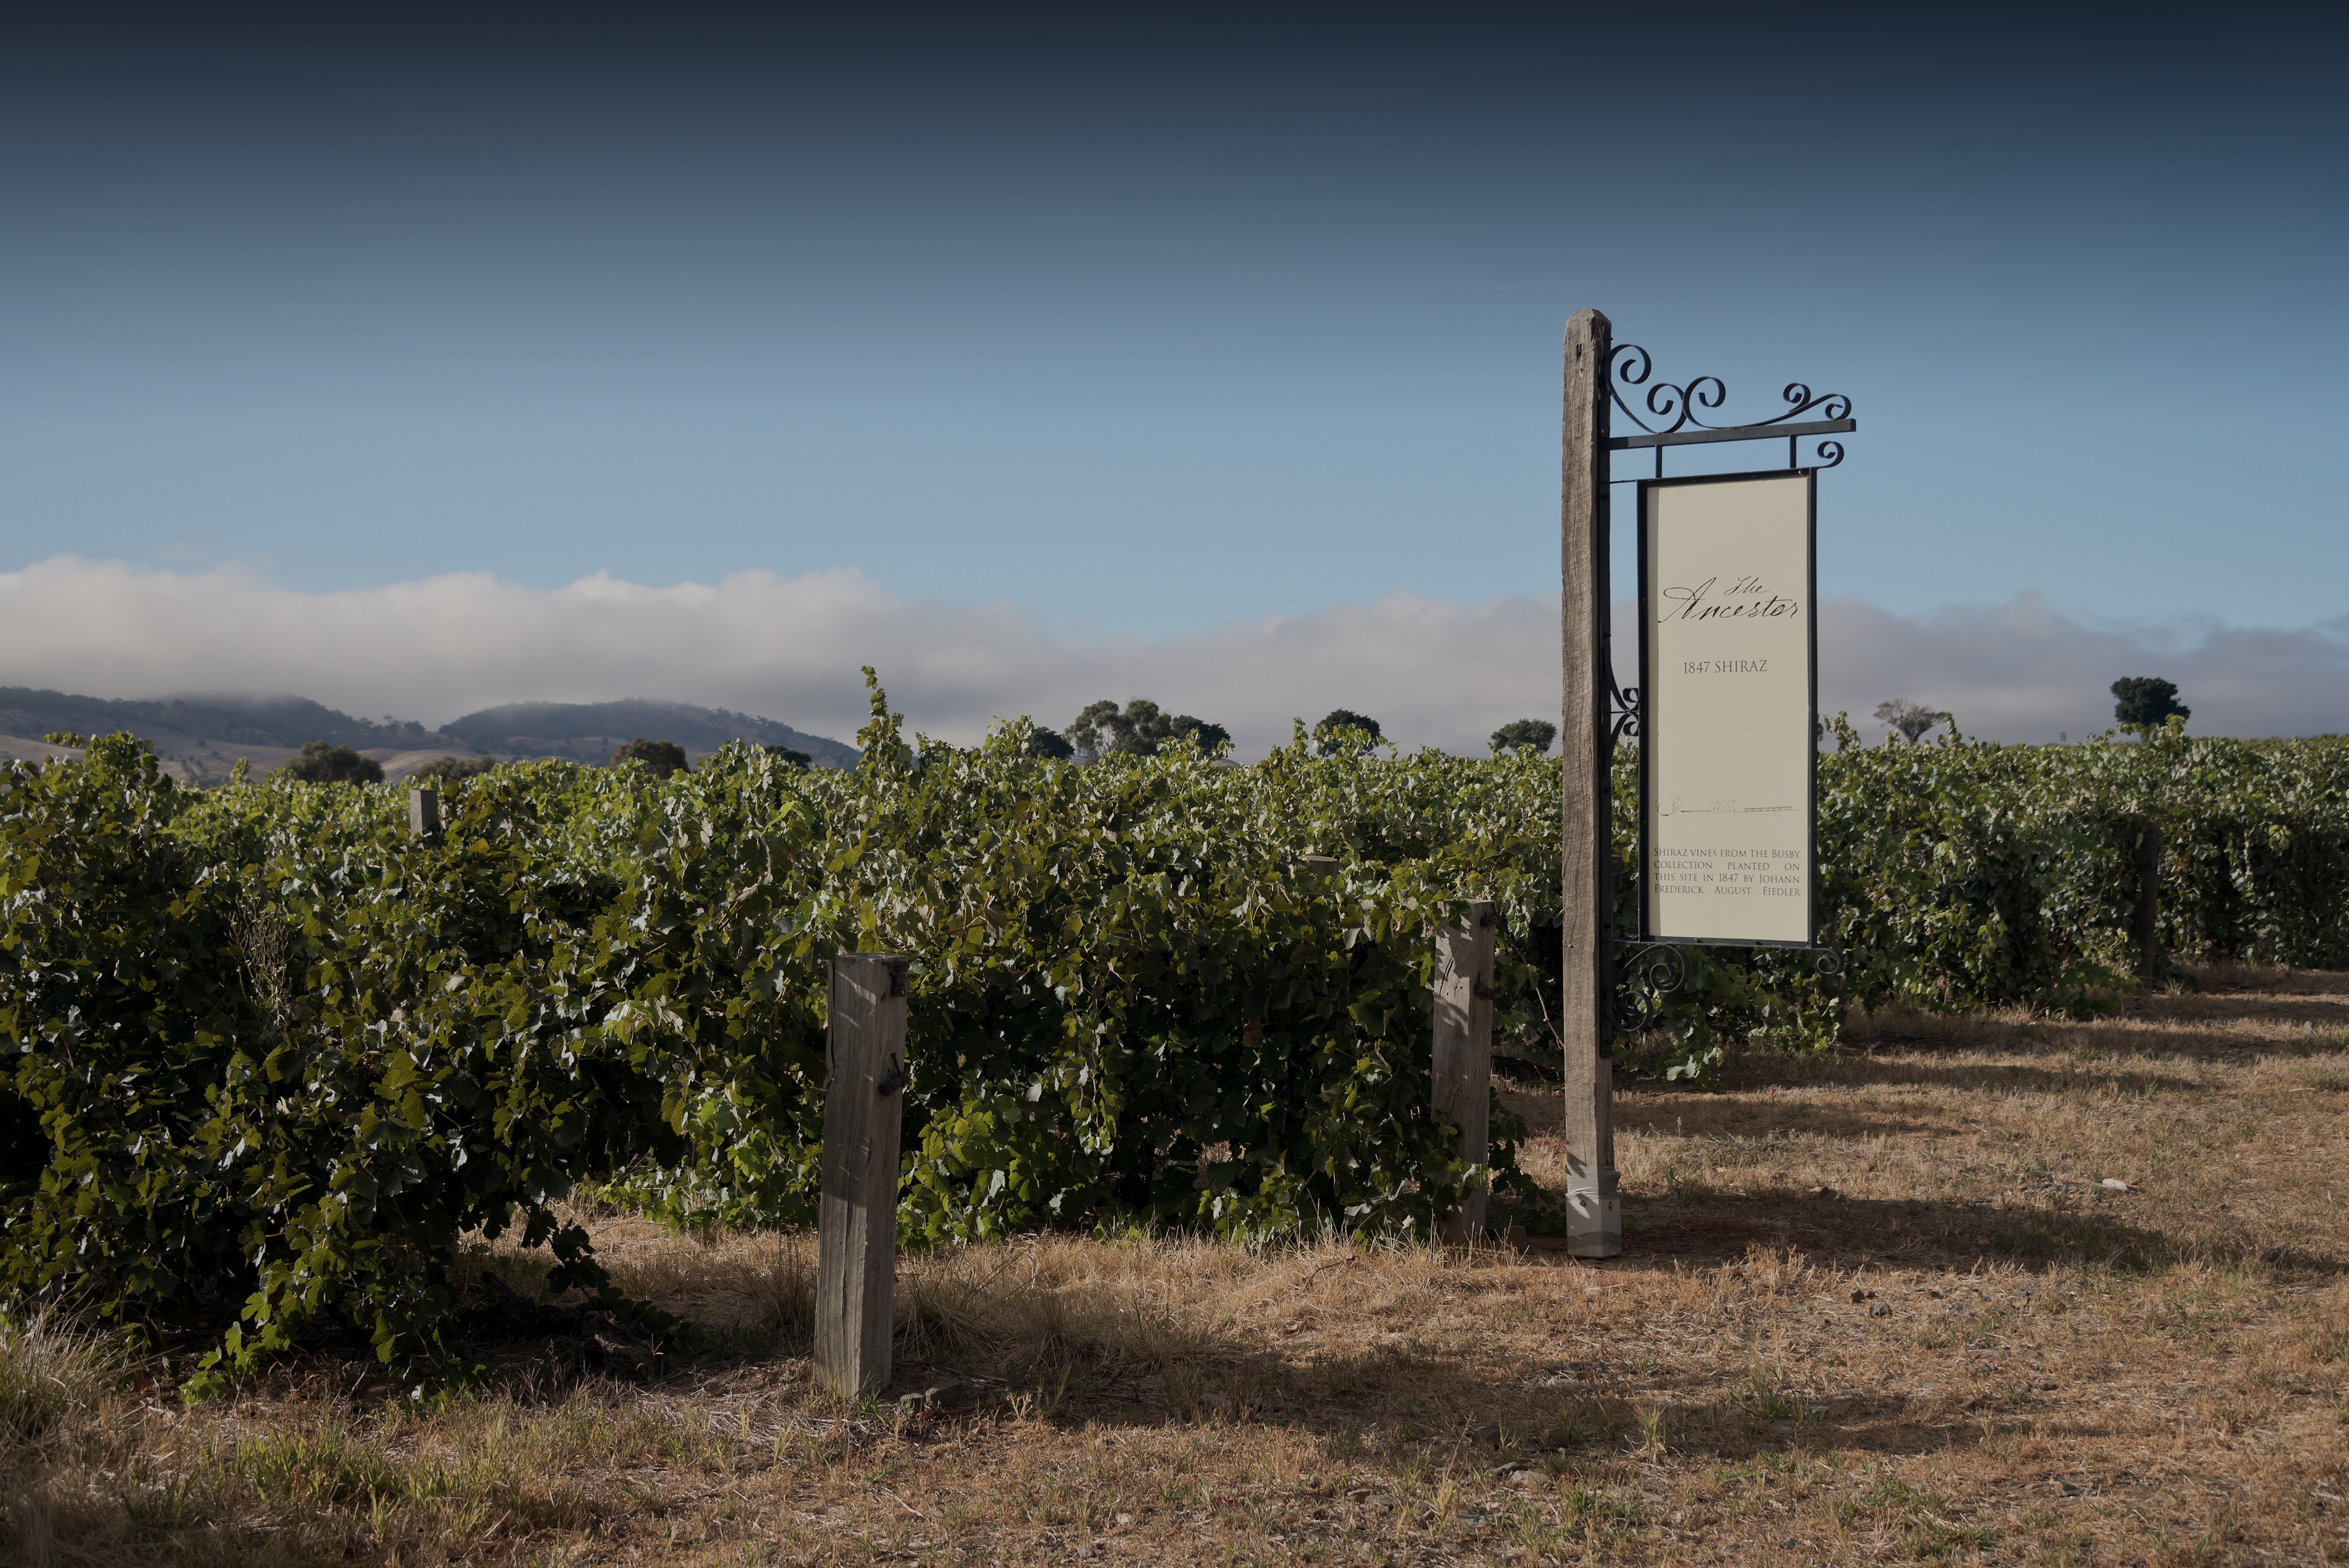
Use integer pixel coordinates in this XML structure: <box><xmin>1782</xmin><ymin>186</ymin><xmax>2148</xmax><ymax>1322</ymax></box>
<box><xmin>1514</xmin><ymin>1192</ymin><xmax>2346</xmax><ymax>1279</ymax></box>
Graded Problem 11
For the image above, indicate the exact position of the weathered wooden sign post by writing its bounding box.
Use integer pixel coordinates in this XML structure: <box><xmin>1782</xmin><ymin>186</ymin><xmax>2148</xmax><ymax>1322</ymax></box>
<box><xmin>1558</xmin><ymin>308</ymin><xmax>1854</xmax><ymax>1258</ymax></box>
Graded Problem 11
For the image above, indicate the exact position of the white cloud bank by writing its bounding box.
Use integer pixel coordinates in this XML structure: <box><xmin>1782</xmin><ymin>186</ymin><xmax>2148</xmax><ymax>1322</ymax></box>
<box><xmin>1</xmin><ymin>556</ymin><xmax>2342</xmax><ymax>753</ymax></box>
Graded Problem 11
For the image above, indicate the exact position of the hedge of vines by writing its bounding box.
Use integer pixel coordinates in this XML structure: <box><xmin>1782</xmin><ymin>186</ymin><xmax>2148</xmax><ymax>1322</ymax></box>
<box><xmin>3</xmin><ymin>680</ymin><xmax>2346</xmax><ymax>1379</ymax></box>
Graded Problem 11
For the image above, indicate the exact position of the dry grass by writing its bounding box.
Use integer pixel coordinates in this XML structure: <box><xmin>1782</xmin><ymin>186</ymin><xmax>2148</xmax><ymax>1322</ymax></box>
<box><xmin>6</xmin><ymin>962</ymin><xmax>2347</xmax><ymax>1565</ymax></box>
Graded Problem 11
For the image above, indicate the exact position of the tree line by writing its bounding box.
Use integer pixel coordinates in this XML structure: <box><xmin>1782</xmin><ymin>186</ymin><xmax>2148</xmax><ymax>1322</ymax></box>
<box><xmin>141</xmin><ymin>672</ymin><xmax>2191</xmax><ymax>787</ymax></box>
<box><xmin>1873</xmin><ymin>676</ymin><xmax>2191</xmax><ymax>746</ymax></box>
<box><xmin>1023</xmin><ymin>703</ymin><xmax>1562</xmax><ymax>761</ymax></box>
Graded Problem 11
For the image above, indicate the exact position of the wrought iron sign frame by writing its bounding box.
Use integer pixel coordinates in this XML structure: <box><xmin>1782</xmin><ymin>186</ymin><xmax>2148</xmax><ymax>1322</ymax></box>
<box><xmin>1599</xmin><ymin>342</ymin><xmax>1851</xmax><ymax>1035</ymax></box>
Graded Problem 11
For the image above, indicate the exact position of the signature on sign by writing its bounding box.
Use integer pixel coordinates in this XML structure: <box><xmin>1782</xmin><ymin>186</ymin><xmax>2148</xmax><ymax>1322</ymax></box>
<box><xmin>1661</xmin><ymin>795</ymin><xmax>1793</xmax><ymax>816</ymax></box>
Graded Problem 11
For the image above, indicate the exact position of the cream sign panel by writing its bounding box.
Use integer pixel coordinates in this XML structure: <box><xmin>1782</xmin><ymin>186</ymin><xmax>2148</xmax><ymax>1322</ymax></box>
<box><xmin>1640</xmin><ymin>472</ymin><xmax>1816</xmax><ymax>945</ymax></box>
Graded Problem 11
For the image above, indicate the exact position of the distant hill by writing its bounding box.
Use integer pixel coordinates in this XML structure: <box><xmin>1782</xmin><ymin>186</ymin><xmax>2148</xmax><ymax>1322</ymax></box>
<box><xmin>0</xmin><ymin>687</ymin><xmax>447</xmax><ymax>784</ymax></box>
<box><xmin>444</xmin><ymin>699</ymin><xmax>856</xmax><ymax>769</ymax></box>
<box><xmin>0</xmin><ymin>686</ymin><xmax>853</xmax><ymax>784</ymax></box>
<box><xmin>0</xmin><ymin>687</ymin><xmax>435</xmax><ymax>753</ymax></box>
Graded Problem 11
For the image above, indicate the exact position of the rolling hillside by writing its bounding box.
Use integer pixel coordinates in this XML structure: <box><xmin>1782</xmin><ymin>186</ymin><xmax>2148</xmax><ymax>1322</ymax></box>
<box><xmin>442</xmin><ymin>699</ymin><xmax>855</xmax><ymax>769</ymax></box>
<box><xmin>0</xmin><ymin>687</ymin><xmax>853</xmax><ymax>784</ymax></box>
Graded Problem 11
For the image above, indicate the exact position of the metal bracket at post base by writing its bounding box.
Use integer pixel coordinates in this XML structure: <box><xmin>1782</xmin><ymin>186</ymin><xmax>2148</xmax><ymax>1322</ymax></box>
<box><xmin>1566</xmin><ymin>1167</ymin><xmax>1622</xmax><ymax>1258</ymax></box>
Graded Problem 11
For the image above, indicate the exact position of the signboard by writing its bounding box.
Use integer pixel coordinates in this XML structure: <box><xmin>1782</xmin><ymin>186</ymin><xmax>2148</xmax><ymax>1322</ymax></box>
<box><xmin>1637</xmin><ymin>470</ymin><xmax>1816</xmax><ymax>945</ymax></box>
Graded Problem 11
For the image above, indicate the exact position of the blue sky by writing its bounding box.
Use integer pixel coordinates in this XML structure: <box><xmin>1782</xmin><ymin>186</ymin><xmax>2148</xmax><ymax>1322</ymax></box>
<box><xmin>1</xmin><ymin>9</ymin><xmax>2343</xmax><ymax>742</ymax></box>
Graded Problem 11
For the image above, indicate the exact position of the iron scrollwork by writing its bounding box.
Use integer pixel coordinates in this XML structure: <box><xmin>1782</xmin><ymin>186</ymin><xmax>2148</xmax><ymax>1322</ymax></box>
<box><xmin>1610</xmin><ymin>343</ymin><xmax>1853</xmax><ymax>470</ymax></box>
<box><xmin>1609</xmin><ymin>941</ymin><xmax>1845</xmax><ymax>1041</ymax></box>
<box><xmin>1608</xmin><ymin>939</ymin><xmax>1688</xmax><ymax>1039</ymax></box>
<box><xmin>1608</xmin><ymin>663</ymin><xmax>1641</xmax><ymax>747</ymax></box>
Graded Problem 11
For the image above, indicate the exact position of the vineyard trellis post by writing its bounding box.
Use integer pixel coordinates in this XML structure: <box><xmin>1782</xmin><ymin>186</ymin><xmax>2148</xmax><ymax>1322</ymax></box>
<box><xmin>408</xmin><ymin>787</ymin><xmax>441</xmax><ymax>847</ymax></box>
<box><xmin>1559</xmin><ymin>308</ymin><xmax>1621</xmax><ymax>1257</ymax></box>
<box><xmin>815</xmin><ymin>952</ymin><xmax>910</xmax><ymax>1398</ymax></box>
<box><xmin>1433</xmin><ymin>898</ymin><xmax>1501</xmax><ymax>1244</ymax></box>
<box><xmin>2134</xmin><ymin>825</ymin><xmax>2164</xmax><ymax>973</ymax></box>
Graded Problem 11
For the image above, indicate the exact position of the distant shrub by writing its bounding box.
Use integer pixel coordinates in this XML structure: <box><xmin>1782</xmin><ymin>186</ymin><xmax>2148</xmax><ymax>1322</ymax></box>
<box><xmin>2112</xmin><ymin>677</ymin><xmax>2189</xmax><ymax>736</ymax></box>
<box><xmin>408</xmin><ymin>755</ymin><xmax>497</xmax><ymax>784</ymax></box>
<box><xmin>1314</xmin><ymin>709</ymin><xmax>1383</xmax><ymax>757</ymax></box>
<box><xmin>1874</xmin><ymin>699</ymin><xmax>1951</xmax><ymax>744</ymax></box>
<box><xmin>610</xmin><ymin>738</ymin><xmax>689</xmax><ymax>776</ymax></box>
<box><xmin>760</xmin><ymin>744</ymin><xmax>812</xmax><ymax>770</ymax></box>
<box><xmin>1489</xmin><ymin>719</ymin><xmax>1556</xmax><ymax>756</ymax></box>
<box><xmin>1067</xmin><ymin>700</ymin><xmax>1230</xmax><ymax>760</ymax></box>
<box><xmin>277</xmin><ymin>741</ymin><xmax>384</xmax><ymax>785</ymax></box>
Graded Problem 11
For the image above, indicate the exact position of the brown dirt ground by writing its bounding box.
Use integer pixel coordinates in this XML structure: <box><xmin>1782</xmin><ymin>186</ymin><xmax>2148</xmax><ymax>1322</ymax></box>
<box><xmin>6</xmin><ymin>963</ymin><xmax>2347</xmax><ymax>1566</ymax></box>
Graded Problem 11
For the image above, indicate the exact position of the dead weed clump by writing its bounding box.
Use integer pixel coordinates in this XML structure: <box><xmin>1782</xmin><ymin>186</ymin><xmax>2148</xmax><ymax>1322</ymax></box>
<box><xmin>0</xmin><ymin>1307</ymin><xmax>112</xmax><ymax>1451</ymax></box>
<box><xmin>0</xmin><ymin>1308</ymin><xmax>142</xmax><ymax>1565</ymax></box>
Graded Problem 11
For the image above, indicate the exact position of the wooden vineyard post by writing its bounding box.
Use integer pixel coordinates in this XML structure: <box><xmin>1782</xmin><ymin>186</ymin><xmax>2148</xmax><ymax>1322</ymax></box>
<box><xmin>1560</xmin><ymin>308</ymin><xmax>1621</xmax><ymax>1258</ymax></box>
<box><xmin>408</xmin><ymin>788</ymin><xmax>441</xmax><ymax>846</ymax></box>
<box><xmin>1433</xmin><ymin>900</ymin><xmax>1501</xmax><ymax>1245</ymax></box>
<box><xmin>815</xmin><ymin>953</ymin><xmax>910</xmax><ymax>1399</ymax></box>
<box><xmin>2134</xmin><ymin>824</ymin><xmax>2164</xmax><ymax>975</ymax></box>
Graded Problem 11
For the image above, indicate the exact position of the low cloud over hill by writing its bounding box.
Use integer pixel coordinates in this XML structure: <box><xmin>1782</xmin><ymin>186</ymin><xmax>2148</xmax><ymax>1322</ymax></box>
<box><xmin>1</xmin><ymin>556</ymin><xmax>2342</xmax><ymax>756</ymax></box>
